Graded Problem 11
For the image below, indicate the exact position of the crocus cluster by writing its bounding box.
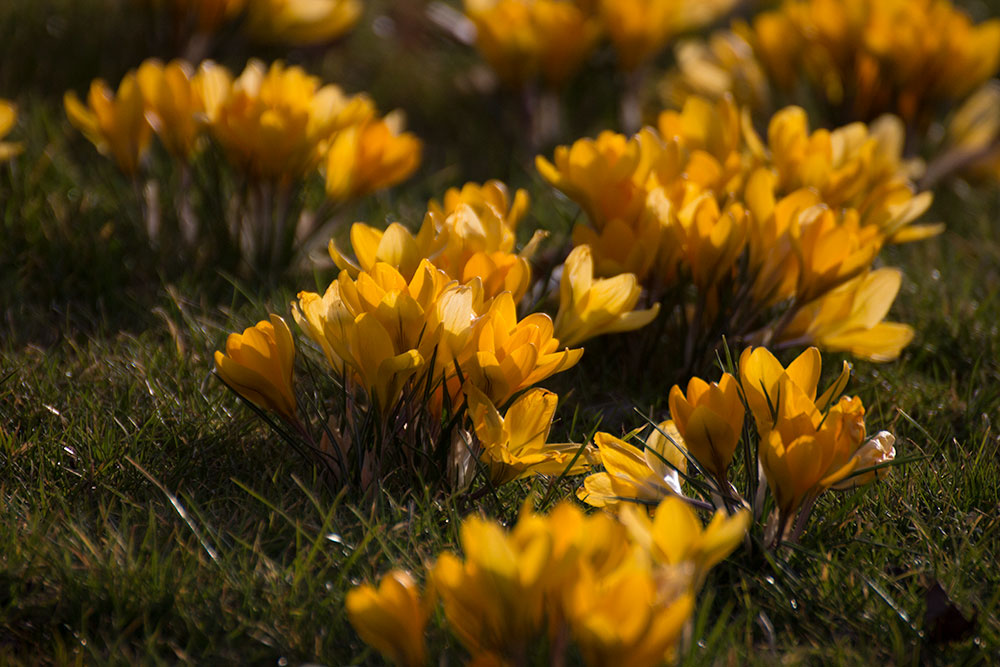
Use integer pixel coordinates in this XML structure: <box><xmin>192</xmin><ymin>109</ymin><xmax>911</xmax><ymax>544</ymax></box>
<box><xmin>65</xmin><ymin>58</ymin><xmax>421</xmax><ymax>271</ymax></box>
<box><xmin>65</xmin><ymin>58</ymin><xmax>420</xmax><ymax>190</ymax></box>
<box><xmin>217</xmin><ymin>181</ymin><xmax>650</xmax><ymax>489</ymax></box>
<box><xmin>144</xmin><ymin>0</ymin><xmax>361</xmax><ymax>46</ymax></box>
<box><xmin>346</xmin><ymin>497</ymin><xmax>750</xmax><ymax>666</ymax></box>
<box><xmin>461</xmin><ymin>0</ymin><xmax>739</xmax><ymax>90</ymax></box>
<box><xmin>538</xmin><ymin>94</ymin><xmax>935</xmax><ymax>367</ymax></box>
<box><xmin>661</xmin><ymin>0</ymin><xmax>1000</xmax><ymax>130</ymax></box>
<box><xmin>580</xmin><ymin>346</ymin><xmax>897</xmax><ymax>547</ymax></box>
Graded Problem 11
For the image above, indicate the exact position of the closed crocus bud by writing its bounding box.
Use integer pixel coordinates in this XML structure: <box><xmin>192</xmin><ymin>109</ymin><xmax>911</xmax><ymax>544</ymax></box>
<box><xmin>668</xmin><ymin>372</ymin><xmax>743</xmax><ymax>481</ymax></box>
<box><xmin>214</xmin><ymin>314</ymin><xmax>297</xmax><ymax>422</ymax></box>
<box><xmin>346</xmin><ymin>570</ymin><xmax>428</xmax><ymax>667</ymax></box>
<box><xmin>832</xmin><ymin>430</ymin><xmax>896</xmax><ymax>490</ymax></box>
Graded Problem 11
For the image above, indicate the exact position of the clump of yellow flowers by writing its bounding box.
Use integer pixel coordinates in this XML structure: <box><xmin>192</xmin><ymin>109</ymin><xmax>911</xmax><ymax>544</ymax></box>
<box><xmin>347</xmin><ymin>498</ymin><xmax>749</xmax><ymax>666</ymax></box>
<box><xmin>579</xmin><ymin>346</ymin><xmax>897</xmax><ymax>547</ymax></box>
<box><xmin>538</xmin><ymin>94</ymin><xmax>934</xmax><ymax>370</ymax></box>
<box><xmin>65</xmin><ymin>58</ymin><xmax>421</xmax><ymax>273</ymax></box>
<box><xmin>660</xmin><ymin>0</ymin><xmax>1000</xmax><ymax>138</ymax></box>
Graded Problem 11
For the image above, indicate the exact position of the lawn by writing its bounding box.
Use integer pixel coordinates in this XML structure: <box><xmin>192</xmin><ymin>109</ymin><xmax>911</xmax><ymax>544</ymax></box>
<box><xmin>2</xmin><ymin>0</ymin><xmax>999</xmax><ymax>664</ymax></box>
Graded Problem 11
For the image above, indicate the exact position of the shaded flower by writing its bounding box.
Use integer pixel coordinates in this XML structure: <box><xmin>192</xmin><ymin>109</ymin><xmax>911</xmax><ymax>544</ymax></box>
<box><xmin>64</xmin><ymin>72</ymin><xmax>153</xmax><ymax>174</ymax></box>
<box><xmin>346</xmin><ymin>570</ymin><xmax>428</xmax><ymax>667</ymax></box>
<box><xmin>0</xmin><ymin>99</ymin><xmax>23</xmax><ymax>162</ymax></box>
<box><xmin>667</xmin><ymin>372</ymin><xmax>743</xmax><ymax>482</ymax></box>
<box><xmin>137</xmin><ymin>58</ymin><xmax>205</xmax><ymax>160</ymax></box>
<box><xmin>466</xmin><ymin>385</ymin><xmax>593</xmax><ymax>484</ymax></box>
<box><xmin>214</xmin><ymin>314</ymin><xmax>297</xmax><ymax>422</ymax></box>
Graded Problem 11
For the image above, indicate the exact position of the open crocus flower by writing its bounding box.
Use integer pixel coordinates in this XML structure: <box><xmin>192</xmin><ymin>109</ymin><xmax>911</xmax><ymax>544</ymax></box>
<box><xmin>464</xmin><ymin>292</ymin><xmax>582</xmax><ymax>406</ymax></box>
<box><xmin>346</xmin><ymin>570</ymin><xmax>428</xmax><ymax>667</ymax></box>
<box><xmin>621</xmin><ymin>495</ymin><xmax>751</xmax><ymax>589</ymax></box>
<box><xmin>293</xmin><ymin>260</ymin><xmax>454</xmax><ymax>410</ymax></box>
<box><xmin>428</xmin><ymin>179</ymin><xmax>531</xmax><ymax>232</ymax></box>
<box><xmin>578</xmin><ymin>421</ymin><xmax>687</xmax><ymax>510</ymax></box>
<box><xmin>214</xmin><ymin>314</ymin><xmax>297</xmax><ymax>423</ymax></box>
<box><xmin>739</xmin><ymin>346</ymin><xmax>850</xmax><ymax>433</ymax></box>
<box><xmin>778</xmin><ymin>268</ymin><xmax>915</xmax><ymax>362</ymax></box>
<box><xmin>64</xmin><ymin>72</ymin><xmax>153</xmax><ymax>174</ymax></box>
<box><xmin>210</xmin><ymin>59</ymin><xmax>374</xmax><ymax>181</ymax></box>
<box><xmin>0</xmin><ymin>100</ymin><xmax>23</xmax><ymax>162</ymax></box>
<box><xmin>244</xmin><ymin>0</ymin><xmax>361</xmax><ymax>46</ymax></box>
<box><xmin>324</xmin><ymin>112</ymin><xmax>422</xmax><ymax>201</ymax></box>
<box><xmin>536</xmin><ymin>129</ymin><xmax>655</xmax><ymax>229</ymax></box>
<box><xmin>465</xmin><ymin>385</ymin><xmax>593</xmax><ymax>485</ymax></box>
<box><xmin>554</xmin><ymin>244</ymin><xmax>660</xmax><ymax>347</ymax></box>
<box><xmin>668</xmin><ymin>372</ymin><xmax>743</xmax><ymax>483</ymax></box>
<box><xmin>136</xmin><ymin>59</ymin><xmax>206</xmax><ymax>160</ymax></box>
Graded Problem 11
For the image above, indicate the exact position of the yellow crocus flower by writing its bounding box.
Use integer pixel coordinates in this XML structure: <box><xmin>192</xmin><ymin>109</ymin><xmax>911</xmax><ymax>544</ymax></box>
<box><xmin>0</xmin><ymin>100</ymin><xmax>23</xmax><ymax>162</ymax></box>
<box><xmin>779</xmin><ymin>268</ymin><xmax>915</xmax><ymax>361</ymax></box>
<box><xmin>554</xmin><ymin>244</ymin><xmax>660</xmax><ymax>346</ymax></box>
<box><xmin>465</xmin><ymin>385</ymin><xmax>593</xmax><ymax>484</ymax></box>
<box><xmin>621</xmin><ymin>495</ymin><xmax>751</xmax><ymax>586</ymax></box>
<box><xmin>791</xmin><ymin>205</ymin><xmax>881</xmax><ymax>304</ymax></box>
<box><xmin>136</xmin><ymin>58</ymin><xmax>205</xmax><ymax>160</ymax></box>
<box><xmin>464</xmin><ymin>0</ymin><xmax>602</xmax><ymax>88</ymax></box>
<box><xmin>64</xmin><ymin>72</ymin><xmax>153</xmax><ymax>175</ymax></box>
<box><xmin>465</xmin><ymin>292</ymin><xmax>582</xmax><ymax>406</ymax></box>
<box><xmin>566</xmin><ymin>552</ymin><xmax>695</xmax><ymax>667</ymax></box>
<box><xmin>738</xmin><ymin>345</ymin><xmax>850</xmax><ymax>433</ymax></box>
<box><xmin>578</xmin><ymin>421</ymin><xmax>687</xmax><ymax>510</ymax></box>
<box><xmin>536</xmin><ymin>128</ymin><xmax>656</xmax><ymax>229</ymax></box>
<box><xmin>214</xmin><ymin>314</ymin><xmax>297</xmax><ymax>422</ymax></box>
<box><xmin>324</xmin><ymin>112</ymin><xmax>422</xmax><ymax>201</ymax></box>
<box><xmin>211</xmin><ymin>59</ymin><xmax>373</xmax><ymax>181</ymax></box>
<box><xmin>667</xmin><ymin>372</ymin><xmax>743</xmax><ymax>482</ymax></box>
<box><xmin>428</xmin><ymin>179</ymin><xmax>530</xmax><ymax>233</ymax></box>
<box><xmin>244</xmin><ymin>0</ymin><xmax>361</xmax><ymax>46</ymax></box>
<box><xmin>675</xmin><ymin>191</ymin><xmax>748</xmax><ymax>290</ymax></box>
<box><xmin>430</xmin><ymin>514</ymin><xmax>552</xmax><ymax>663</ymax></box>
<box><xmin>599</xmin><ymin>0</ymin><xmax>739</xmax><ymax>72</ymax></box>
<box><xmin>345</xmin><ymin>570</ymin><xmax>428</xmax><ymax>667</ymax></box>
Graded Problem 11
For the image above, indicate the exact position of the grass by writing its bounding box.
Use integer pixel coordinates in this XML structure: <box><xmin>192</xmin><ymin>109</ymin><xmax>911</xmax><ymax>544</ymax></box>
<box><xmin>3</xmin><ymin>0</ymin><xmax>1000</xmax><ymax>663</ymax></box>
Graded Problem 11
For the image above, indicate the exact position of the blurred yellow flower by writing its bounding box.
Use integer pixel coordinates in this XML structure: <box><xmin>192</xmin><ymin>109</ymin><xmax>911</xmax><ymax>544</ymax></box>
<box><xmin>161</xmin><ymin>0</ymin><xmax>247</xmax><ymax>33</ymax></box>
<box><xmin>622</xmin><ymin>495</ymin><xmax>750</xmax><ymax>586</ymax></box>
<box><xmin>214</xmin><ymin>314</ymin><xmax>297</xmax><ymax>422</ymax></box>
<box><xmin>137</xmin><ymin>58</ymin><xmax>205</xmax><ymax>160</ymax></box>
<box><xmin>65</xmin><ymin>72</ymin><xmax>153</xmax><ymax>174</ymax></box>
<box><xmin>779</xmin><ymin>268</ymin><xmax>915</xmax><ymax>362</ymax></box>
<box><xmin>465</xmin><ymin>385</ymin><xmax>593</xmax><ymax>484</ymax></box>
<box><xmin>324</xmin><ymin>112</ymin><xmax>422</xmax><ymax>200</ymax></box>
<box><xmin>428</xmin><ymin>179</ymin><xmax>531</xmax><ymax>232</ymax></box>
<box><xmin>599</xmin><ymin>0</ymin><xmax>739</xmax><ymax>71</ymax></box>
<box><xmin>578</xmin><ymin>421</ymin><xmax>687</xmax><ymax>510</ymax></box>
<box><xmin>210</xmin><ymin>59</ymin><xmax>373</xmax><ymax>181</ymax></box>
<box><xmin>554</xmin><ymin>244</ymin><xmax>660</xmax><ymax>347</ymax></box>
<box><xmin>245</xmin><ymin>0</ymin><xmax>361</xmax><ymax>45</ymax></box>
<box><xmin>346</xmin><ymin>570</ymin><xmax>428</xmax><ymax>667</ymax></box>
<box><xmin>464</xmin><ymin>0</ymin><xmax>602</xmax><ymax>88</ymax></box>
<box><xmin>668</xmin><ymin>372</ymin><xmax>743</xmax><ymax>482</ymax></box>
<box><xmin>430</xmin><ymin>514</ymin><xmax>551</xmax><ymax>662</ymax></box>
<box><xmin>0</xmin><ymin>100</ymin><xmax>23</xmax><ymax>162</ymax></box>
